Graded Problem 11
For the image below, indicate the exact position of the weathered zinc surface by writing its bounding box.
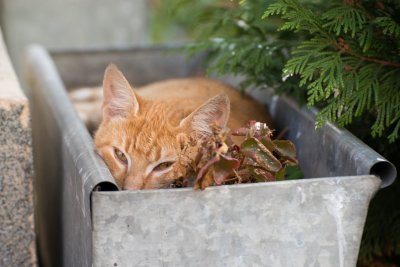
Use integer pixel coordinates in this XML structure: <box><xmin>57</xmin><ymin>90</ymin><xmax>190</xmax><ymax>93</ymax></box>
<box><xmin>93</xmin><ymin>176</ymin><xmax>381</xmax><ymax>267</ymax></box>
<box><xmin>0</xmin><ymin>29</ymin><xmax>36</xmax><ymax>266</ymax></box>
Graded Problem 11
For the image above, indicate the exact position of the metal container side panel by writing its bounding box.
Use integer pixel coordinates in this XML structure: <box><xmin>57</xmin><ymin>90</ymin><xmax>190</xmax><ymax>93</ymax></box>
<box><xmin>50</xmin><ymin>46</ymin><xmax>206</xmax><ymax>89</ymax></box>
<box><xmin>246</xmin><ymin>89</ymin><xmax>396</xmax><ymax>187</ymax></box>
<box><xmin>92</xmin><ymin>175</ymin><xmax>381</xmax><ymax>267</ymax></box>
<box><xmin>27</xmin><ymin>73</ymin><xmax>63</xmax><ymax>267</ymax></box>
<box><xmin>24</xmin><ymin>45</ymin><xmax>117</xmax><ymax>267</ymax></box>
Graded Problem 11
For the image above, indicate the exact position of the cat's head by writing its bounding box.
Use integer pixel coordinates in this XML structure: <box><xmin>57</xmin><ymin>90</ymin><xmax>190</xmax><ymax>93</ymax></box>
<box><xmin>94</xmin><ymin>64</ymin><xmax>230</xmax><ymax>190</ymax></box>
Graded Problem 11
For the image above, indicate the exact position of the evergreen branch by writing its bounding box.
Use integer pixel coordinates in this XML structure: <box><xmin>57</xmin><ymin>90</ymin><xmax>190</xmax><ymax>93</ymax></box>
<box><xmin>264</xmin><ymin>0</ymin><xmax>329</xmax><ymax>37</ymax></box>
<box><xmin>374</xmin><ymin>17</ymin><xmax>400</xmax><ymax>38</ymax></box>
<box><xmin>166</xmin><ymin>0</ymin><xmax>400</xmax><ymax>144</ymax></box>
<box><xmin>322</xmin><ymin>4</ymin><xmax>367</xmax><ymax>37</ymax></box>
<box><xmin>350</xmin><ymin>54</ymin><xmax>400</xmax><ymax>68</ymax></box>
<box><xmin>337</xmin><ymin>39</ymin><xmax>400</xmax><ymax>68</ymax></box>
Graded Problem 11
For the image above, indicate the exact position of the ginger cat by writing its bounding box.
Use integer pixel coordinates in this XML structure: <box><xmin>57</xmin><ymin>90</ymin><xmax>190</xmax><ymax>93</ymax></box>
<box><xmin>93</xmin><ymin>64</ymin><xmax>271</xmax><ymax>190</ymax></box>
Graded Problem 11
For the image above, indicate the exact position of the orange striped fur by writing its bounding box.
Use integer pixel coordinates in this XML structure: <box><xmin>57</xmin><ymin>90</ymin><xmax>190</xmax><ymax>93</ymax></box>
<box><xmin>77</xmin><ymin>64</ymin><xmax>271</xmax><ymax>189</ymax></box>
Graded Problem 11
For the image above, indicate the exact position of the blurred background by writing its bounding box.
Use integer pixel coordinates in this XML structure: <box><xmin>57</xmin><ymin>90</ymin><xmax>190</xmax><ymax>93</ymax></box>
<box><xmin>0</xmin><ymin>0</ymin><xmax>150</xmax><ymax>74</ymax></box>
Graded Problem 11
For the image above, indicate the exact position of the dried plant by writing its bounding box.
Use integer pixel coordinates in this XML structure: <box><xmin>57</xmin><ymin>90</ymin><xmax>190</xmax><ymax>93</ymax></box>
<box><xmin>172</xmin><ymin>121</ymin><xmax>302</xmax><ymax>189</ymax></box>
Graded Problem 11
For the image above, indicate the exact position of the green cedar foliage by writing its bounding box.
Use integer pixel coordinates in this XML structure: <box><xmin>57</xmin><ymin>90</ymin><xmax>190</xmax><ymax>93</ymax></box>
<box><xmin>151</xmin><ymin>0</ymin><xmax>307</xmax><ymax>103</ymax></box>
<box><xmin>152</xmin><ymin>0</ymin><xmax>400</xmax><ymax>143</ymax></box>
<box><xmin>264</xmin><ymin>0</ymin><xmax>400</xmax><ymax>143</ymax></box>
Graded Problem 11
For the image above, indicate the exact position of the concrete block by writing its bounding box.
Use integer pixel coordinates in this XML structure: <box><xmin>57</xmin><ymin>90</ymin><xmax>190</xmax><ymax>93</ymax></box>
<box><xmin>0</xmin><ymin>28</ymin><xmax>36</xmax><ymax>266</ymax></box>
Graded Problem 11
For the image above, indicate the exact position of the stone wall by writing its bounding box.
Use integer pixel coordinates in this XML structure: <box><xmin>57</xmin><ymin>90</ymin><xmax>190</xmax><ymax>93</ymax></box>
<box><xmin>0</xmin><ymin>28</ymin><xmax>36</xmax><ymax>266</ymax></box>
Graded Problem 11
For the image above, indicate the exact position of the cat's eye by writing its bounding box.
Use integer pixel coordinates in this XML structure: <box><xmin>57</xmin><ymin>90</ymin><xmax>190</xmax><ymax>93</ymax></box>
<box><xmin>114</xmin><ymin>148</ymin><xmax>128</xmax><ymax>165</ymax></box>
<box><xmin>153</xmin><ymin>161</ymin><xmax>175</xmax><ymax>172</ymax></box>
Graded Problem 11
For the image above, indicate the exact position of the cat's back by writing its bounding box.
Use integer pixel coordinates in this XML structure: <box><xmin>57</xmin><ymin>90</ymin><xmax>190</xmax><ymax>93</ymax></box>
<box><xmin>138</xmin><ymin>78</ymin><xmax>235</xmax><ymax>101</ymax></box>
<box><xmin>138</xmin><ymin>78</ymin><xmax>271</xmax><ymax>129</ymax></box>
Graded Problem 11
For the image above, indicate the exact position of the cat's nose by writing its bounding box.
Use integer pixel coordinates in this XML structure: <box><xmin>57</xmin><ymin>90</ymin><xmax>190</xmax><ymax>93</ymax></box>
<box><xmin>123</xmin><ymin>176</ymin><xmax>159</xmax><ymax>190</ymax></box>
<box><xmin>123</xmin><ymin>179</ymin><xmax>145</xmax><ymax>190</ymax></box>
<box><xmin>123</xmin><ymin>184</ymin><xmax>142</xmax><ymax>190</ymax></box>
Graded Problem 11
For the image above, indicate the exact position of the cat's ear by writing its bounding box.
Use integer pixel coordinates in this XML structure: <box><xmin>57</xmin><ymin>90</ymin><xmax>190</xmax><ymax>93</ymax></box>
<box><xmin>102</xmin><ymin>64</ymin><xmax>140</xmax><ymax>121</ymax></box>
<box><xmin>180</xmin><ymin>94</ymin><xmax>230</xmax><ymax>138</ymax></box>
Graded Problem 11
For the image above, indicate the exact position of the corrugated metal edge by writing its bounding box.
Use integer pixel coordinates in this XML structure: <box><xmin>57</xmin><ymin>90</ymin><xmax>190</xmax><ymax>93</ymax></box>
<box><xmin>24</xmin><ymin>44</ymin><xmax>118</xmax><ymax>191</ymax></box>
<box><xmin>93</xmin><ymin>174</ymin><xmax>381</xmax><ymax>196</ymax></box>
<box><xmin>48</xmin><ymin>43</ymin><xmax>187</xmax><ymax>55</ymax></box>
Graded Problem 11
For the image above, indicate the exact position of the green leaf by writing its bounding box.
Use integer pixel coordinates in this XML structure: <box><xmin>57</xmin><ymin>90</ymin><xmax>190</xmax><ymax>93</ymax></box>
<box><xmin>374</xmin><ymin>17</ymin><xmax>400</xmax><ymax>38</ymax></box>
<box><xmin>322</xmin><ymin>5</ymin><xmax>366</xmax><ymax>38</ymax></box>
<box><xmin>275</xmin><ymin>168</ymin><xmax>286</xmax><ymax>181</ymax></box>
<box><xmin>273</xmin><ymin>140</ymin><xmax>298</xmax><ymax>164</ymax></box>
<box><xmin>260</xmin><ymin>135</ymin><xmax>276</xmax><ymax>151</ymax></box>
<box><xmin>284</xmin><ymin>165</ymin><xmax>304</xmax><ymax>180</ymax></box>
<box><xmin>241</xmin><ymin>137</ymin><xmax>282</xmax><ymax>172</ymax></box>
<box><xmin>262</xmin><ymin>2</ymin><xmax>287</xmax><ymax>18</ymax></box>
<box><xmin>248</xmin><ymin>166</ymin><xmax>275</xmax><ymax>182</ymax></box>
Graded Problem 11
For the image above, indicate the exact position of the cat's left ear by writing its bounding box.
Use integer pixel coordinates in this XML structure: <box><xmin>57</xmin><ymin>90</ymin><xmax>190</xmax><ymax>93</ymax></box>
<box><xmin>102</xmin><ymin>64</ymin><xmax>140</xmax><ymax>121</ymax></box>
<box><xmin>179</xmin><ymin>94</ymin><xmax>230</xmax><ymax>139</ymax></box>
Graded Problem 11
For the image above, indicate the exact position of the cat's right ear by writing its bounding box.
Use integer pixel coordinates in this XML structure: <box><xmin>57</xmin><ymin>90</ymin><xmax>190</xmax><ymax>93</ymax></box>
<box><xmin>102</xmin><ymin>64</ymin><xmax>140</xmax><ymax>121</ymax></box>
<box><xmin>179</xmin><ymin>94</ymin><xmax>230</xmax><ymax>139</ymax></box>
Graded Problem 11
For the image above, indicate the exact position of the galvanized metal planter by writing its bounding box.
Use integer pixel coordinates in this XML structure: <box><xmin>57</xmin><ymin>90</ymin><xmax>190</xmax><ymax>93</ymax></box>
<box><xmin>24</xmin><ymin>45</ymin><xmax>396</xmax><ymax>267</ymax></box>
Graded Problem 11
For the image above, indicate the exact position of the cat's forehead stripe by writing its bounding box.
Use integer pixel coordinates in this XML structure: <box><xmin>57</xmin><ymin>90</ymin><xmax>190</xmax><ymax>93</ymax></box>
<box><xmin>133</xmin><ymin>131</ymin><xmax>157</xmax><ymax>151</ymax></box>
<box><xmin>146</xmin><ymin>143</ymin><xmax>160</xmax><ymax>162</ymax></box>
